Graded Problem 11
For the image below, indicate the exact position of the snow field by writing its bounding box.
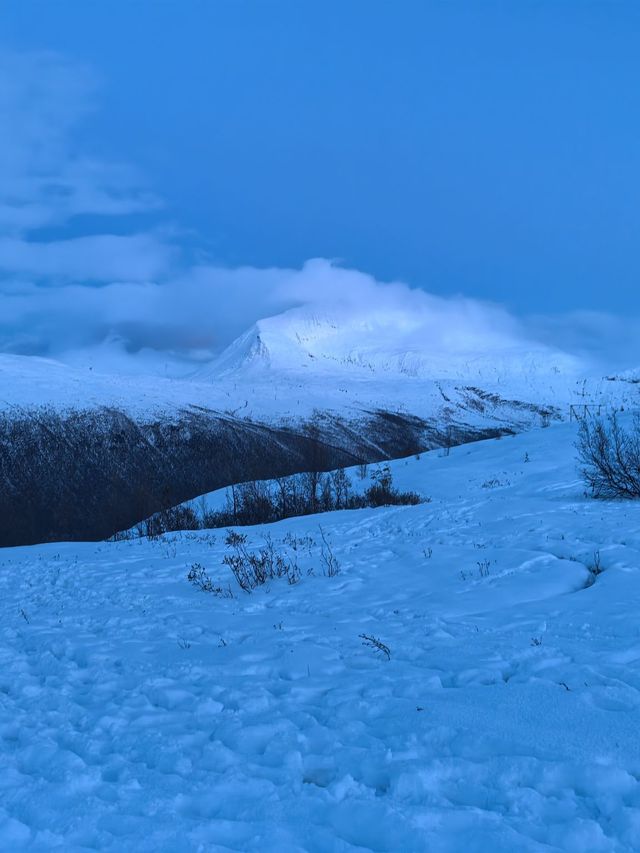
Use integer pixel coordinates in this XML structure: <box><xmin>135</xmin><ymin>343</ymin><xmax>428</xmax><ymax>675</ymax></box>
<box><xmin>1</xmin><ymin>422</ymin><xmax>640</xmax><ymax>850</ymax></box>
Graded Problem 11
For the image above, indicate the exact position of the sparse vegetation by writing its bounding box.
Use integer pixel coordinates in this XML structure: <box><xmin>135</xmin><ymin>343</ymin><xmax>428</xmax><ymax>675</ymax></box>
<box><xmin>131</xmin><ymin>464</ymin><xmax>426</xmax><ymax>537</ymax></box>
<box><xmin>139</xmin><ymin>505</ymin><xmax>200</xmax><ymax>539</ymax></box>
<box><xmin>459</xmin><ymin>558</ymin><xmax>492</xmax><ymax>581</ymax></box>
<box><xmin>186</xmin><ymin>527</ymin><xmax>342</xmax><ymax>594</ymax></box>
<box><xmin>222</xmin><ymin>531</ymin><xmax>301</xmax><ymax>592</ymax></box>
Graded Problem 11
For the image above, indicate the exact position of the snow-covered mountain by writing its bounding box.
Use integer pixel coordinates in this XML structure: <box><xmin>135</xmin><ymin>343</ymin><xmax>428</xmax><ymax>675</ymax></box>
<box><xmin>193</xmin><ymin>304</ymin><xmax>637</xmax><ymax>423</ymax></box>
<box><xmin>199</xmin><ymin>305</ymin><xmax>583</xmax><ymax>384</ymax></box>
<box><xmin>0</xmin><ymin>302</ymin><xmax>630</xmax><ymax>418</ymax></box>
<box><xmin>1</xmin><ymin>303</ymin><xmax>639</xmax><ymax>546</ymax></box>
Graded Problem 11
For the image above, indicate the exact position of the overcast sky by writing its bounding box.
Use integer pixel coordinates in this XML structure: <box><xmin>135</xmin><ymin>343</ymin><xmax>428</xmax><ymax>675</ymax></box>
<box><xmin>1</xmin><ymin>1</ymin><xmax>640</xmax><ymax>372</ymax></box>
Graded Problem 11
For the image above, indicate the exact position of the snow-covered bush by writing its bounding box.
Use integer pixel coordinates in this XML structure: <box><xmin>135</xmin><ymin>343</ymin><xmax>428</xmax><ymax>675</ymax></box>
<box><xmin>577</xmin><ymin>413</ymin><xmax>640</xmax><ymax>499</ymax></box>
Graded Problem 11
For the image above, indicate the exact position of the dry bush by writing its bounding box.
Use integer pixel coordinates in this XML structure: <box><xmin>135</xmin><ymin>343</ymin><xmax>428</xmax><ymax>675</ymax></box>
<box><xmin>577</xmin><ymin>413</ymin><xmax>640</xmax><ymax>499</ymax></box>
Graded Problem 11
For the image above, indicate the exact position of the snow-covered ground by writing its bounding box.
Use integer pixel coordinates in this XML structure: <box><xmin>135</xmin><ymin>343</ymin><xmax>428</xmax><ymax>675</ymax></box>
<box><xmin>2</xmin><ymin>421</ymin><xmax>640</xmax><ymax>851</ymax></box>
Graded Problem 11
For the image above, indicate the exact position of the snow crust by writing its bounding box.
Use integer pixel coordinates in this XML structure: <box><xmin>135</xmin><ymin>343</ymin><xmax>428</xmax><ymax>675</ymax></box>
<box><xmin>2</xmin><ymin>421</ymin><xmax>640</xmax><ymax>850</ymax></box>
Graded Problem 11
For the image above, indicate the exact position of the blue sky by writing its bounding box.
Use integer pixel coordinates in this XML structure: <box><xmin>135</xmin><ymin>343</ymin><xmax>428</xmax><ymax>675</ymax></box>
<box><xmin>1</xmin><ymin>1</ymin><xmax>640</xmax><ymax>368</ymax></box>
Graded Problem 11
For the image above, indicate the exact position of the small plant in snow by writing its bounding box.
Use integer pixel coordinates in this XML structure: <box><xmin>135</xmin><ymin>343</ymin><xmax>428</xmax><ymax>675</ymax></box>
<box><xmin>481</xmin><ymin>478</ymin><xmax>501</xmax><ymax>489</ymax></box>
<box><xmin>283</xmin><ymin>532</ymin><xmax>315</xmax><ymax>553</ymax></box>
<box><xmin>477</xmin><ymin>559</ymin><xmax>491</xmax><ymax>578</ymax></box>
<box><xmin>359</xmin><ymin>633</ymin><xmax>391</xmax><ymax>660</ymax></box>
<box><xmin>319</xmin><ymin>526</ymin><xmax>340</xmax><ymax>577</ymax></box>
<box><xmin>187</xmin><ymin>562</ymin><xmax>233</xmax><ymax>597</ymax></box>
<box><xmin>588</xmin><ymin>549</ymin><xmax>603</xmax><ymax>577</ymax></box>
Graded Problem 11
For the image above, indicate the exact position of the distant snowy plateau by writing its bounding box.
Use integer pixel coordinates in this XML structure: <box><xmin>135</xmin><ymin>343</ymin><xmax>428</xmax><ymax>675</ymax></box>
<box><xmin>0</xmin><ymin>305</ymin><xmax>638</xmax><ymax>545</ymax></box>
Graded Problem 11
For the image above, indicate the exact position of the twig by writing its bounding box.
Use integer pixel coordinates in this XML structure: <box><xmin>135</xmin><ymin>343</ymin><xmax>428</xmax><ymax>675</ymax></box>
<box><xmin>359</xmin><ymin>633</ymin><xmax>391</xmax><ymax>660</ymax></box>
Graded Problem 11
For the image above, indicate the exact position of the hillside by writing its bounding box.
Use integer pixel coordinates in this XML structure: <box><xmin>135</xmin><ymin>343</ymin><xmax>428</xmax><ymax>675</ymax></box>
<box><xmin>1</xmin><ymin>306</ymin><xmax>638</xmax><ymax>546</ymax></box>
<box><xmin>2</xmin><ymin>422</ymin><xmax>639</xmax><ymax>850</ymax></box>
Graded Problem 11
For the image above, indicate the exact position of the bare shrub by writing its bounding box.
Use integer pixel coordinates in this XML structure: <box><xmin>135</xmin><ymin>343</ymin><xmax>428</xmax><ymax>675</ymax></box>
<box><xmin>142</xmin><ymin>504</ymin><xmax>200</xmax><ymax>538</ymax></box>
<box><xmin>577</xmin><ymin>413</ymin><xmax>640</xmax><ymax>499</ymax></box>
<box><xmin>222</xmin><ymin>531</ymin><xmax>301</xmax><ymax>592</ymax></box>
<box><xmin>205</xmin><ymin>466</ymin><xmax>424</xmax><ymax>528</ymax></box>
<box><xmin>187</xmin><ymin>562</ymin><xmax>234</xmax><ymax>597</ymax></box>
<box><xmin>319</xmin><ymin>526</ymin><xmax>340</xmax><ymax>577</ymax></box>
<box><xmin>136</xmin><ymin>462</ymin><xmax>426</xmax><ymax>538</ymax></box>
<box><xmin>363</xmin><ymin>465</ymin><xmax>423</xmax><ymax>508</ymax></box>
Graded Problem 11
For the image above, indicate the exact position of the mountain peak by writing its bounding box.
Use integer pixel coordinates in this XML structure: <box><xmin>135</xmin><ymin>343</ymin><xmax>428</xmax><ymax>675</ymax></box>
<box><xmin>197</xmin><ymin>304</ymin><xmax>584</xmax><ymax>383</ymax></box>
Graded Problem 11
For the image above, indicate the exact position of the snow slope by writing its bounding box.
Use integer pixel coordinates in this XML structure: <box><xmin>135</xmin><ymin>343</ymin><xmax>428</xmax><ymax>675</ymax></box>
<box><xmin>2</xmin><ymin>421</ymin><xmax>640</xmax><ymax>850</ymax></box>
<box><xmin>0</xmin><ymin>353</ymin><xmax>233</xmax><ymax>418</ymax></box>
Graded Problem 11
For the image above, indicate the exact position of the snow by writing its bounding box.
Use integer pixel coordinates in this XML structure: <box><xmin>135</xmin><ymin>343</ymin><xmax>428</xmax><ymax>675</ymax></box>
<box><xmin>2</xmin><ymin>421</ymin><xmax>640</xmax><ymax>850</ymax></box>
<box><xmin>197</xmin><ymin>305</ymin><xmax>583</xmax><ymax>383</ymax></box>
<box><xmin>3</xmin><ymin>303</ymin><xmax>637</xmax><ymax>427</ymax></box>
<box><xmin>1</xmin><ymin>340</ymin><xmax>636</xmax><ymax>437</ymax></box>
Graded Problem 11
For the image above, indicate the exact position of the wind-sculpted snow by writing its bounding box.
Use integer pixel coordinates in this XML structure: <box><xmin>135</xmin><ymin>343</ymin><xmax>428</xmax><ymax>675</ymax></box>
<box><xmin>1</xmin><ymin>423</ymin><xmax>640</xmax><ymax>849</ymax></box>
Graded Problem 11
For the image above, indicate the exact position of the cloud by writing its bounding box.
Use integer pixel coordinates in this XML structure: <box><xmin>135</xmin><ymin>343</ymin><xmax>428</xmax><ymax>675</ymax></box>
<box><xmin>0</xmin><ymin>234</ymin><xmax>175</xmax><ymax>282</ymax></box>
<box><xmin>272</xmin><ymin>259</ymin><xmax>525</xmax><ymax>352</ymax></box>
<box><xmin>0</xmin><ymin>49</ymin><xmax>158</xmax><ymax>233</ymax></box>
<box><xmin>0</xmin><ymin>257</ymin><xmax>558</xmax><ymax>372</ymax></box>
<box><xmin>526</xmin><ymin>310</ymin><xmax>640</xmax><ymax>373</ymax></box>
<box><xmin>0</xmin><ymin>47</ymin><xmax>635</xmax><ymax>378</ymax></box>
<box><xmin>0</xmin><ymin>47</ymin><xmax>177</xmax><ymax>362</ymax></box>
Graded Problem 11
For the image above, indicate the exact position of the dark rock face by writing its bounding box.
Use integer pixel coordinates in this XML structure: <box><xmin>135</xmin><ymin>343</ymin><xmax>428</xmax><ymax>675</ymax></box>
<box><xmin>0</xmin><ymin>390</ymin><xmax>556</xmax><ymax>547</ymax></box>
